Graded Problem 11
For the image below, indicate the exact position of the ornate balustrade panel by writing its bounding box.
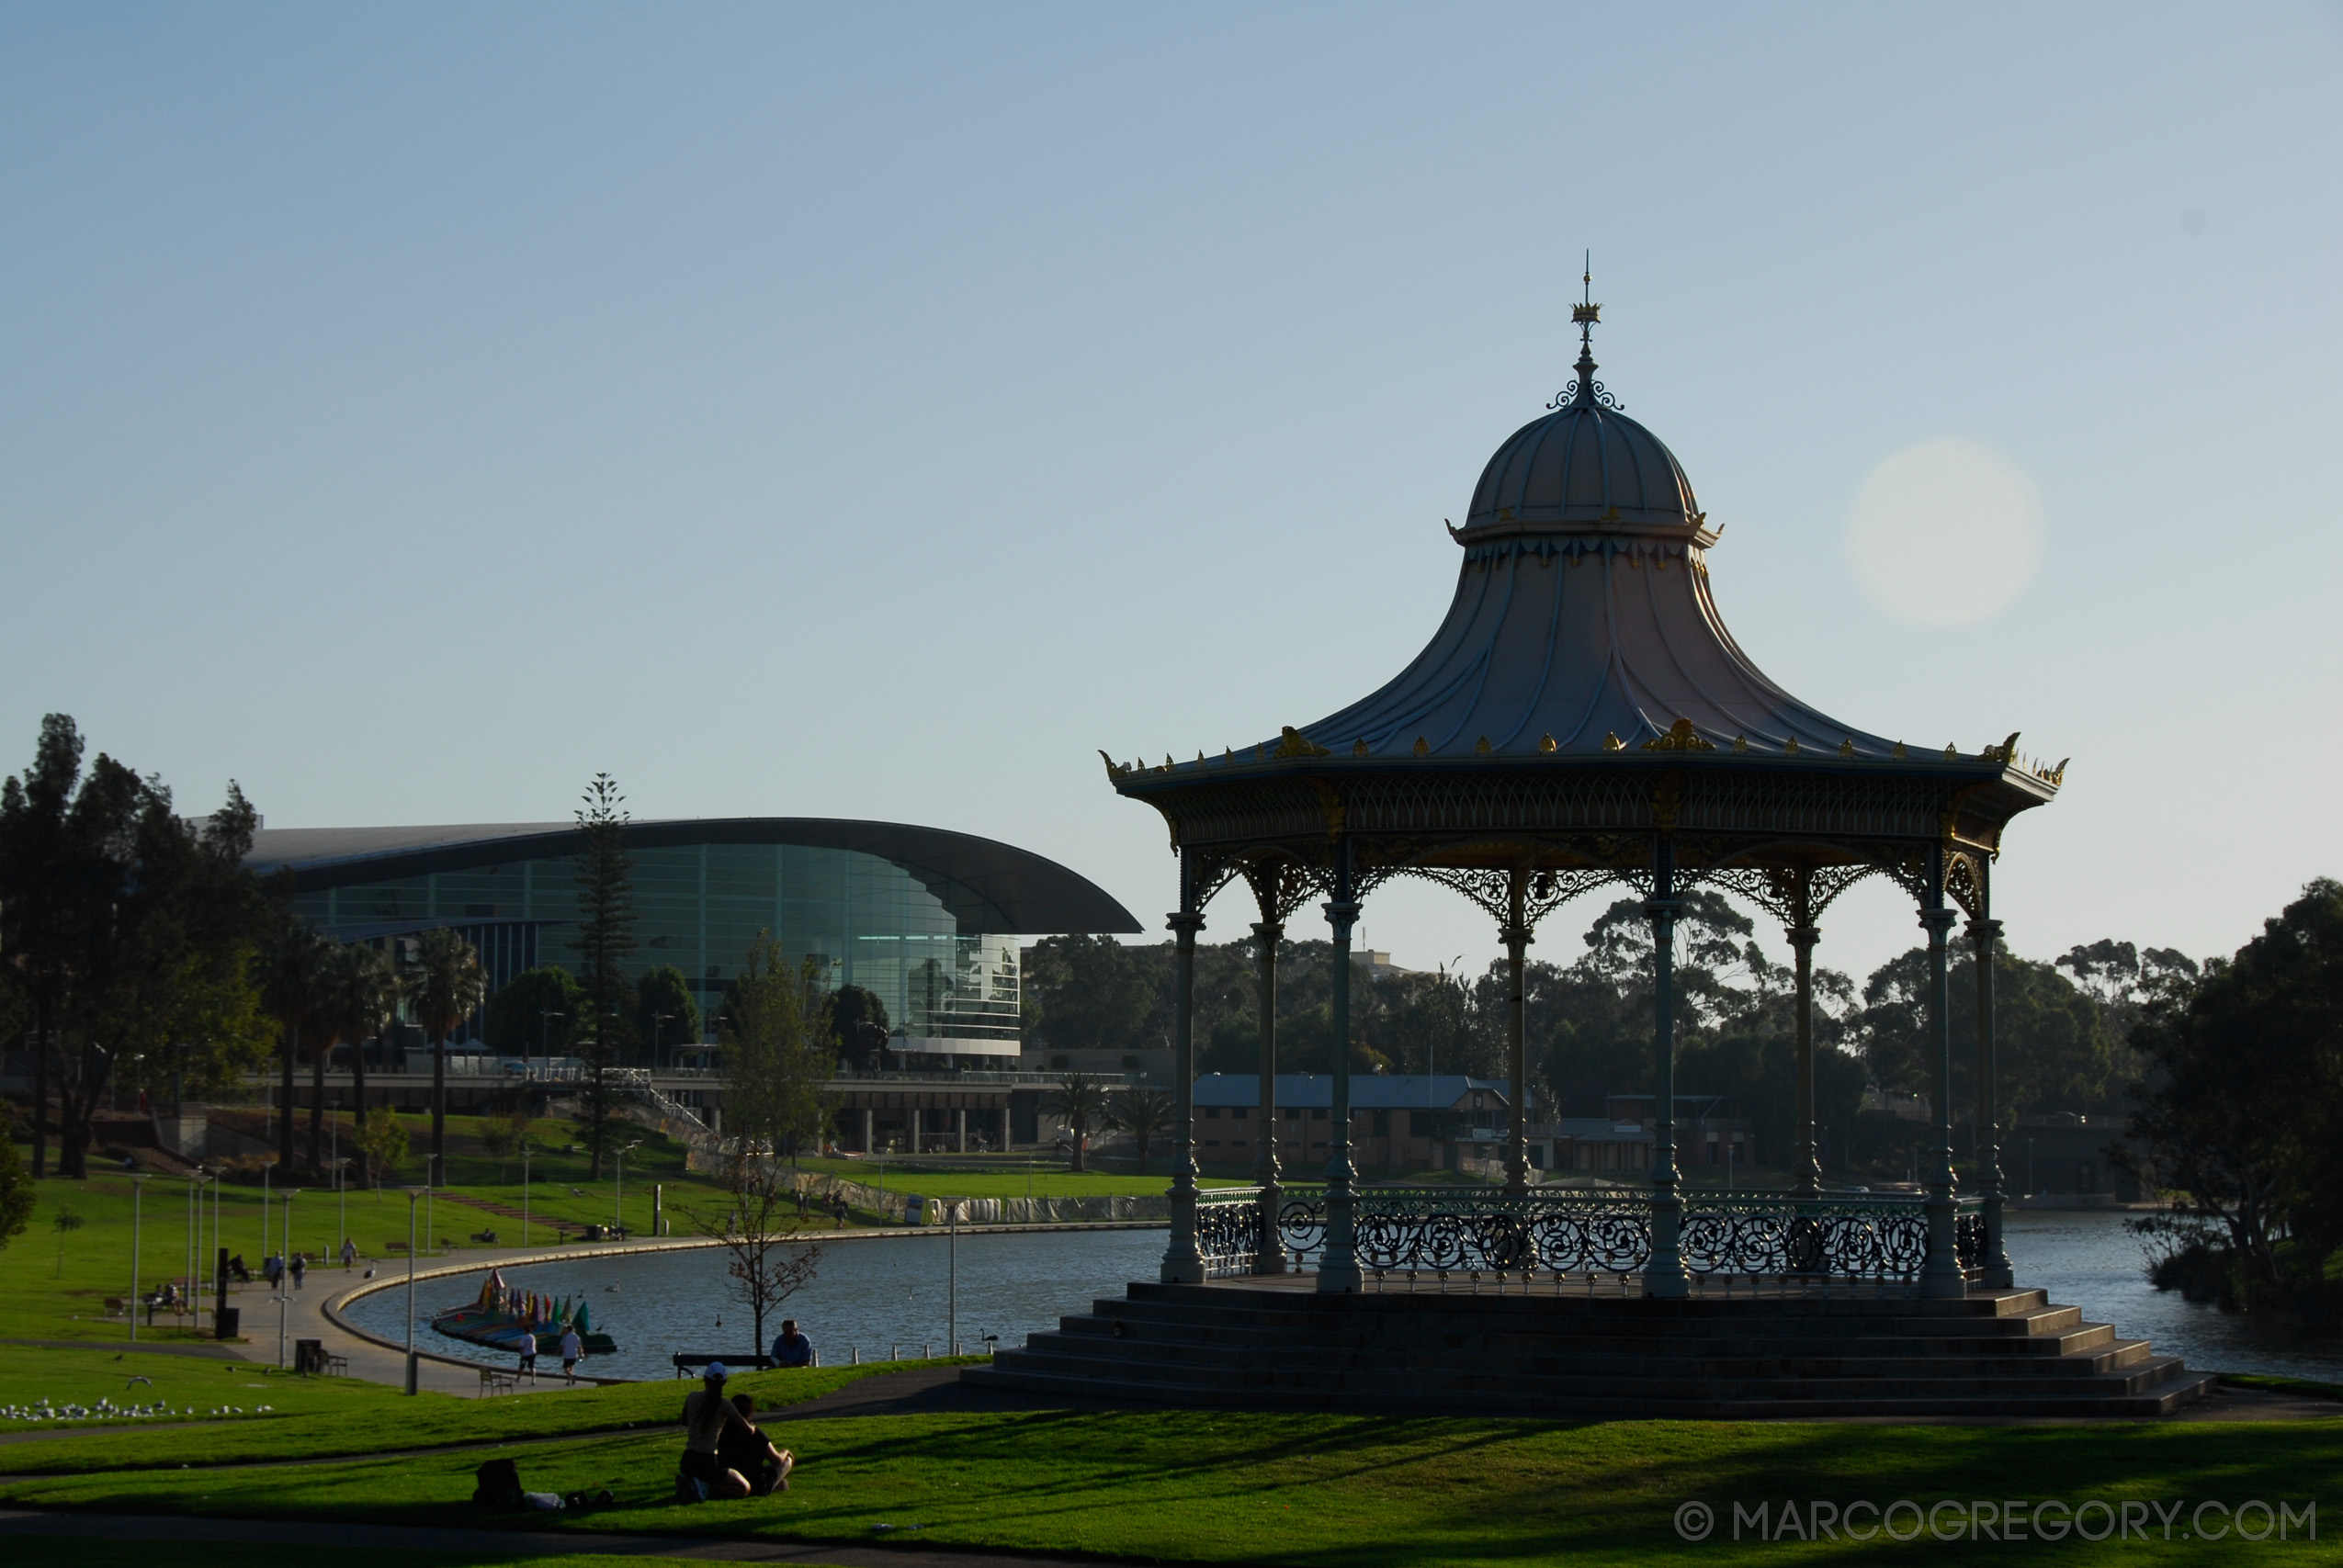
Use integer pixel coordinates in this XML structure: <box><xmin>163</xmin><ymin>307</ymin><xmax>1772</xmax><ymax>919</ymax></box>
<box><xmin>1194</xmin><ymin>1187</ymin><xmax>1989</xmax><ymax>1283</ymax></box>
<box><xmin>1195</xmin><ymin>1187</ymin><xmax>1266</xmax><ymax>1280</ymax></box>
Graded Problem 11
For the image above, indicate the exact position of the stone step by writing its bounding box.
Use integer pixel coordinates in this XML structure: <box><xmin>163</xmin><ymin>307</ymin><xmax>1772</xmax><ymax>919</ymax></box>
<box><xmin>1128</xmin><ymin>1280</ymin><xmax>2055</xmax><ymax>1318</ymax></box>
<box><xmin>1057</xmin><ymin>1313</ymin><xmax>2116</xmax><ymax>1358</ymax></box>
<box><xmin>1093</xmin><ymin>1292</ymin><xmax>2079</xmax><ymax>1337</ymax></box>
<box><xmin>1024</xmin><ymin>1328</ymin><xmax>2156</xmax><ymax>1381</ymax></box>
<box><xmin>999</xmin><ymin>1339</ymin><xmax>2186</xmax><ymax>1400</ymax></box>
<box><xmin>964</xmin><ymin>1363</ymin><xmax>2220</xmax><ymax>1419</ymax></box>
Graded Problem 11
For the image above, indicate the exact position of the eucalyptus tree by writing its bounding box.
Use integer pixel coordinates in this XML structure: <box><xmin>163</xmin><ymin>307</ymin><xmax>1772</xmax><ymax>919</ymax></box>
<box><xmin>720</xmin><ymin>932</ymin><xmax>835</xmax><ymax>1164</ymax></box>
<box><xmin>403</xmin><ymin>927</ymin><xmax>488</xmax><ymax>1176</ymax></box>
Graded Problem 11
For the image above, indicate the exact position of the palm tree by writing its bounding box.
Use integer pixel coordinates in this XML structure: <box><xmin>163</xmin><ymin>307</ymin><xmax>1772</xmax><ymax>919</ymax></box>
<box><xmin>1108</xmin><ymin>1087</ymin><xmax>1175</xmax><ymax>1172</ymax></box>
<box><xmin>403</xmin><ymin>928</ymin><xmax>487</xmax><ymax>1179</ymax></box>
<box><xmin>323</xmin><ymin>942</ymin><xmax>401</xmax><ymax>1180</ymax></box>
<box><xmin>259</xmin><ymin>926</ymin><xmax>336</xmax><ymax>1171</ymax></box>
<box><xmin>1041</xmin><ymin>1071</ymin><xmax>1113</xmax><ymax>1172</ymax></box>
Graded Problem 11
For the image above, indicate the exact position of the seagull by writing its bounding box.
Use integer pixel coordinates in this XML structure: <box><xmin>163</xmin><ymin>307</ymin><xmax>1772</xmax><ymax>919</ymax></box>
<box><xmin>125</xmin><ymin>1376</ymin><xmax>153</xmax><ymax>1390</ymax></box>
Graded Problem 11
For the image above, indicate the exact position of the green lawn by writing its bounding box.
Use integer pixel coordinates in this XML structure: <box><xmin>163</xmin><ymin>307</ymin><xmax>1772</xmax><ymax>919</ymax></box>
<box><xmin>790</xmin><ymin>1153</ymin><xmax>1239</xmax><ymax>1201</ymax></box>
<box><xmin>0</xmin><ymin>1543</ymin><xmax>773</xmax><ymax>1568</ymax></box>
<box><xmin>0</xmin><ymin>1355</ymin><xmax>975</xmax><ymax>1471</ymax></box>
<box><xmin>4</xmin><ymin>1407</ymin><xmax>2335</xmax><ymax>1564</ymax></box>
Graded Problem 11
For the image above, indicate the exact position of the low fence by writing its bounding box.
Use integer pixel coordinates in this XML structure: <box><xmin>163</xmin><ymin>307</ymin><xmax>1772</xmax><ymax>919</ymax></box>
<box><xmin>675</xmin><ymin>1156</ymin><xmax>1173</xmax><ymax>1226</ymax></box>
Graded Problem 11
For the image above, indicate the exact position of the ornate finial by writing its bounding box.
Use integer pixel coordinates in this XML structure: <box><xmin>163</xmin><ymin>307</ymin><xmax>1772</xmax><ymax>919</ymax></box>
<box><xmin>1550</xmin><ymin>251</ymin><xmax>1622</xmax><ymax>412</ymax></box>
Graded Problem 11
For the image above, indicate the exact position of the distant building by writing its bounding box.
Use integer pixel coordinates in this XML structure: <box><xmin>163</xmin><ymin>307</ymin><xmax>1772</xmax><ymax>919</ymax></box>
<box><xmin>246</xmin><ymin>817</ymin><xmax>1138</xmax><ymax>1066</ymax></box>
<box><xmin>1193</xmin><ymin>1073</ymin><xmax>1513</xmax><ymax>1171</ymax></box>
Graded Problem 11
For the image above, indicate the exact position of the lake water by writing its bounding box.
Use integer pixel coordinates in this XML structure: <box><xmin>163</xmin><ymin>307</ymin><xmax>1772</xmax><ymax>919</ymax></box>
<box><xmin>343</xmin><ymin>1213</ymin><xmax>2343</xmax><ymax>1384</ymax></box>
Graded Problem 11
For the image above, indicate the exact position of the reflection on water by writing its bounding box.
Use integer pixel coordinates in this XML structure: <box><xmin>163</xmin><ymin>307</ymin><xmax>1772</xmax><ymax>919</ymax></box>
<box><xmin>345</xmin><ymin>1213</ymin><xmax>2343</xmax><ymax>1384</ymax></box>
<box><xmin>343</xmin><ymin>1227</ymin><xmax>1167</xmax><ymax>1382</ymax></box>
<box><xmin>2004</xmin><ymin>1210</ymin><xmax>2340</xmax><ymax>1382</ymax></box>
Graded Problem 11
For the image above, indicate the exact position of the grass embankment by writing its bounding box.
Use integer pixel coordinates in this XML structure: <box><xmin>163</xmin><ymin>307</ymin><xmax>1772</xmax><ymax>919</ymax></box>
<box><xmin>5</xmin><ymin>1118</ymin><xmax>1175</xmax><ymax>1345</ymax></box>
<box><xmin>4</xmin><ymin>1404</ymin><xmax>2337</xmax><ymax>1564</ymax></box>
<box><xmin>3</xmin><ymin>1544</ymin><xmax>737</xmax><ymax>1568</ymax></box>
<box><xmin>787</xmin><ymin>1153</ymin><xmax>1235</xmax><ymax>1201</ymax></box>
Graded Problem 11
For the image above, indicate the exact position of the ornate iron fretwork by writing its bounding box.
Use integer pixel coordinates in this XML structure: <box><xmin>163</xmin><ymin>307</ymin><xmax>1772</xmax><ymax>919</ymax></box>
<box><xmin>1198</xmin><ymin>1188</ymin><xmax>1982</xmax><ymax>1282</ymax></box>
<box><xmin>1390</xmin><ymin>863</ymin><xmax>1624</xmax><ymax>931</ymax></box>
<box><xmin>1696</xmin><ymin>863</ymin><xmax>1878</xmax><ymax>928</ymax></box>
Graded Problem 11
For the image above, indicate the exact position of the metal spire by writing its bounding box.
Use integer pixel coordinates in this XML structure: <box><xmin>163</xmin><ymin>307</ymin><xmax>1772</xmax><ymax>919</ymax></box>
<box><xmin>1569</xmin><ymin>251</ymin><xmax>1601</xmax><ymax>402</ymax></box>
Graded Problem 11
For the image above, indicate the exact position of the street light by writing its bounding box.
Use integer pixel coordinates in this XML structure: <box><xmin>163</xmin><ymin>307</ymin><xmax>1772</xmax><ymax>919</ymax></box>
<box><xmin>539</xmin><ymin>1010</ymin><xmax>564</xmax><ymax>1081</ymax></box>
<box><xmin>402</xmin><ymin>1185</ymin><xmax>429</xmax><ymax>1394</ymax></box>
<box><xmin>129</xmin><ymin>1174</ymin><xmax>149</xmax><ymax>1343</ymax></box>
<box><xmin>520</xmin><ymin>1139</ymin><xmax>532</xmax><ymax>1248</ymax></box>
<box><xmin>274</xmin><ymin>1292</ymin><xmax>293</xmax><ymax>1369</ymax></box>
<box><xmin>615</xmin><ymin>1141</ymin><xmax>643</xmax><ymax>1237</ymax></box>
<box><xmin>282</xmin><ymin>1191</ymin><xmax>299</xmax><ymax>1284</ymax></box>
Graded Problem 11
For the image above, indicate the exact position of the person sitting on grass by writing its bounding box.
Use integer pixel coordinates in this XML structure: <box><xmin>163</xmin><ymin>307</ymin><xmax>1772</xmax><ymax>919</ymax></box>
<box><xmin>771</xmin><ymin>1319</ymin><xmax>813</xmax><ymax>1368</ymax></box>
<box><xmin>719</xmin><ymin>1393</ymin><xmax>794</xmax><ymax>1495</ymax></box>
<box><xmin>678</xmin><ymin>1364</ymin><xmax>787</xmax><ymax>1501</ymax></box>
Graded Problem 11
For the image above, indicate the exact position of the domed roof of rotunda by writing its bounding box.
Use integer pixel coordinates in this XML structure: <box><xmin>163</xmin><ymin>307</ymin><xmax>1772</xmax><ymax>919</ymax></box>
<box><xmin>1463</xmin><ymin>356</ymin><xmax>1700</xmax><ymax>536</ymax></box>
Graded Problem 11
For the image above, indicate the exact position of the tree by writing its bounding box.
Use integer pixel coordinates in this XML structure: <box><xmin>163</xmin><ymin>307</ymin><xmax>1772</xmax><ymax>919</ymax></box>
<box><xmin>51</xmin><ymin>1203</ymin><xmax>84</xmax><ymax>1276</ymax></box>
<box><xmin>634</xmin><ymin>964</ymin><xmax>702</xmax><ymax>1067</ymax></box>
<box><xmin>1042</xmin><ymin>1071</ymin><xmax>1113</xmax><ymax>1171</ymax></box>
<box><xmin>571</xmin><ymin>774</ymin><xmax>638</xmax><ymax>1179</ymax></box>
<box><xmin>822</xmin><ymin>985</ymin><xmax>890</xmax><ymax>1071</ymax></box>
<box><xmin>720</xmin><ymin>933</ymin><xmax>837</xmax><ymax>1163</ymax></box>
<box><xmin>1856</xmin><ymin>936</ymin><xmax>2114</xmax><ymax>1123</ymax></box>
<box><xmin>260</xmin><ymin>926</ymin><xmax>338</xmax><ymax>1173</ymax></box>
<box><xmin>1024</xmin><ymin>934</ymin><xmax>1154</xmax><ymax>1056</ymax></box>
<box><xmin>0</xmin><ymin>1139</ymin><xmax>31</xmax><ymax>1250</ymax></box>
<box><xmin>685</xmin><ymin>1156</ymin><xmax>821</xmax><ymax>1356</ymax></box>
<box><xmin>483</xmin><ymin>966</ymin><xmax>584</xmax><ymax>1062</ymax></box>
<box><xmin>355</xmin><ymin>1111</ymin><xmax>410</xmax><ymax>1190</ymax></box>
<box><xmin>322</xmin><ymin>942</ymin><xmax>401</xmax><ymax>1145</ymax></box>
<box><xmin>1108</xmin><ymin>1087</ymin><xmax>1174</xmax><ymax>1170</ymax></box>
<box><xmin>2122</xmin><ymin>879</ymin><xmax>2343</xmax><ymax>1314</ymax></box>
<box><xmin>0</xmin><ymin>716</ymin><xmax>279</xmax><ymax>1179</ymax></box>
<box><xmin>403</xmin><ymin>928</ymin><xmax>488</xmax><ymax>1178</ymax></box>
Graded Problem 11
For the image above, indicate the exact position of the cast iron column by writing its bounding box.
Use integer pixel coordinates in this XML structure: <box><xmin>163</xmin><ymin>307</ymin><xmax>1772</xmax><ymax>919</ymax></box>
<box><xmin>1319</xmin><ymin>840</ymin><xmax>1363</xmax><ymax>1292</ymax></box>
<box><xmin>1252</xmin><ymin>912</ymin><xmax>1285</xmax><ymax>1276</ymax></box>
<box><xmin>1160</xmin><ymin>855</ymin><xmax>1206</xmax><ymax>1285</ymax></box>
<box><xmin>1642</xmin><ymin>839</ymin><xmax>1691</xmax><ymax>1299</ymax></box>
<box><xmin>1789</xmin><ymin>902</ymin><xmax>1822</xmax><ymax>1197</ymax></box>
<box><xmin>1919</xmin><ymin>840</ymin><xmax>1964</xmax><ymax>1299</ymax></box>
<box><xmin>1503</xmin><ymin>868</ymin><xmax>1532</xmax><ymax>1200</ymax></box>
<box><xmin>1970</xmin><ymin>912</ymin><xmax>2014</xmax><ymax>1289</ymax></box>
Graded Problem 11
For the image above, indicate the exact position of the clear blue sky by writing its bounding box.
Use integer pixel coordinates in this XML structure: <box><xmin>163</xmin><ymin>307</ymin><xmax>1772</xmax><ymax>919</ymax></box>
<box><xmin>4</xmin><ymin>4</ymin><xmax>2338</xmax><ymax>988</ymax></box>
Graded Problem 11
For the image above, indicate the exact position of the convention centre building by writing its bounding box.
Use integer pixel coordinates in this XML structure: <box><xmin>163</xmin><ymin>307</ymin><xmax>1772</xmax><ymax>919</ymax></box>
<box><xmin>245</xmin><ymin>818</ymin><xmax>1141</xmax><ymax>1066</ymax></box>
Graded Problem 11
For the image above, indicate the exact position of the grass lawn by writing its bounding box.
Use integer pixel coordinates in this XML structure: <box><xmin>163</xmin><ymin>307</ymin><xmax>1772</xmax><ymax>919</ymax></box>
<box><xmin>4</xmin><ymin>1407</ymin><xmax>2336</xmax><ymax>1564</ymax></box>
<box><xmin>0</xmin><ymin>1352</ymin><xmax>977</xmax><ymax>1469</ymax></box>
<box><xmin>0</xmin><ymin>1542</ymin><xmax>783</xmax><ymax>1568</ymax></box>
<box><xmin>786</xmin><ymin>1153</ymin><xmax>1236</xmax><ymax>1201</ymax></box>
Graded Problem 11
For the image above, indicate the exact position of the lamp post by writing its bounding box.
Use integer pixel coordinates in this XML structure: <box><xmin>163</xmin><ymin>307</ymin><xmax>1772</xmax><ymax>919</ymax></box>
<box><xmin>262</xmin><ymin>1160</ymin><xmax>272</xmax><ymax>1273</ymax></box>
<box><xmin>650</xmin><ymin>1012</ymin><xmax>673</xmax><ymax>1076</ymax></box>
<box><xmin>282</xmin><ymin>1191</ymin><xmax>298</xmax><ymax>1286</ymax></box>
<box><xmin>336</xmin><ymin>1160</ymin><xmax>350</xmax><ymax>1260</ymax></box>
<box><xmin>947</xmin><ymin>1199</ymin><xmax>958</xmax><ymax>1356</ymax></box>
<box><xmin>539</xmin><ymin>1010</ymin><xmax>563</xmax><ymax>1081</ymax></box>
<box><xmin>520</xmin><ymin>1140</ymin><xmax>532</xmax><ymax>1247</ymax></box>
<box><xmin>402</xmin><ymin>1186</ymin><xmax>428</xmax><ymax>1394</ymax></box>
<box><xmin>615</xmin><ymin>1140</ymin><xmax>642</xmax><ymax>1237</ymax></box>
<box><xmin>185</xmin><ymin>1169</ymin><xmax>200</xmax><ymax>1319</ymax></box>
<box><xmin>274</xmin><ymin>1292</ymin><xmax>292</xmax><ymax>1369</ymax></box>
<box><xmin>129</xmin><ymin>1174</ymin><xmax>149</xmax><ymax>1343</ymax></box>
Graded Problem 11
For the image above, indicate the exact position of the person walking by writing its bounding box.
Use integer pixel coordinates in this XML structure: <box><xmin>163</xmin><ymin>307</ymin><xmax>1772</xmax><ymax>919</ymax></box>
<box><xmin>289</xmin><ymin>1253</ymin><xmax>308</xmax><ymax>1290</ymax></box>
<box><xmin>560</xmin><ymin>1323</ymin><xmax>584</xmax><ymax>1385</ymax></box>
<box><xmin>340</xmin><ymin>1237</ymin><xmax>357</xmax><ymax>1270</ymax></box>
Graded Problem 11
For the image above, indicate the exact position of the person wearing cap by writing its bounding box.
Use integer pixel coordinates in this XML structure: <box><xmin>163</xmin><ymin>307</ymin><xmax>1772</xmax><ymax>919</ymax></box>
<box><xmin>679</xmin><ymin>1364</ymin><xmax>785</xmax><ymax>1501</ymax></box>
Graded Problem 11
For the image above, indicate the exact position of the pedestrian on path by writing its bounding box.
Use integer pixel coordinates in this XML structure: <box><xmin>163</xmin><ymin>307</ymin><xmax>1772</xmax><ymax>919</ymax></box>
<box><xmin>290</xmin><ymin>1254</ymin><xmax>307</xmax><ymax>1290</ymax></box>
<box><xmin>560</xmin><ymin>1325</ymin><xmax>583</xmax><ymax>1385</ymax></box>
<box><xmin>341</xmin><ymin>1238</ymin><xmax>357</xmax><ymax>1270</ymax></box>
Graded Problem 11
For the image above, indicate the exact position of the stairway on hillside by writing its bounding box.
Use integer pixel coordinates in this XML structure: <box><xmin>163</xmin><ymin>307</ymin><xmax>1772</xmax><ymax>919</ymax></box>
<box><xmin>965</xmin><ymin>1279</ymin><xmax>2216</xmax><ymax>1419</ymax></box>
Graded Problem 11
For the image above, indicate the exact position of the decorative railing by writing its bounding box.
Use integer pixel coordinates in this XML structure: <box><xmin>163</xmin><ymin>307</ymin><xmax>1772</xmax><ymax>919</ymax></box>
<box><xmin>1193</xmin><ymin>1186</ymin><xmax>1986</xmax><ymax>1285</ymax></box>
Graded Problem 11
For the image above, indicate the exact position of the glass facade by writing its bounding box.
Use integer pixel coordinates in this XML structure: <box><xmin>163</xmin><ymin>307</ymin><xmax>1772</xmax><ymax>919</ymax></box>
<box><xmin>289</xmin><ymin>841</ymin><xmax>1022</xmax><ymax>1055</ymax></box>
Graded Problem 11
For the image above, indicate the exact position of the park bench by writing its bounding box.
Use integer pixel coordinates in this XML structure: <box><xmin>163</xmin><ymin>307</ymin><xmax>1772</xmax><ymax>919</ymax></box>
<box><xmin>478</xmin><ymin>1368</ymin><xmax>518</xmax><ymax>1397</ymax></box>
<box><xmin>384</xmin><ymin>1240</ymin><xmax>410</xmax><ymax>1254</ymax></box>
<box><xmin>671</xmin><ymin>1354</ymin><xmax>776</xmax><ymax>1378</ymax></box>
<box><xmin>102</xmin><ymin>1297</ymin><xmax>126</xmax><ymax>1318</ymax></box>
<box><xmin>469</xmin><ymin>1229</ymin><xmax>498</xmax><ymax>1245</ymax></box>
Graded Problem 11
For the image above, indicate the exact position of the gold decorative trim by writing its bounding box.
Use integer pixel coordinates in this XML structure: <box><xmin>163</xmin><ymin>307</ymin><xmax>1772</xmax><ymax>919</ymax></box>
<box><xmin>1538</xmin><ymin>733</ymin><xmax>1558</xmax><ymax>753</ymax></box>
<box><xmin>1642</xmin><ymin>718</ymin><xmax>1715</xmax><ymax>752</ymax></box>
<box><xmin>1602</xmin><ymin>732</ymin><xmax>1624</xmax><ymax>751</ymax></box>
<box><xmin>1275</xmin><ymin>727</ymin><xmax>1331</xmax><ymax>759</ymax></box>
<box><xmin>1412</xmin><ymin>736</ymin><xmax>1430</xmax><ymax>757</ymax></box>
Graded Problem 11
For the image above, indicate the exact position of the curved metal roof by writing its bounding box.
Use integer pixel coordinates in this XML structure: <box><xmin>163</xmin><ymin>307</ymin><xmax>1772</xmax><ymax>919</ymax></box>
<box><xmin>246</xmin><ymin>818</ymin><xmax>1141</xmax><ymax>936</ymax></box>
<box><xmin>1290</xmin><ymin>333</ymin><xmax>1896</xmax><ymax>761</ymax></box>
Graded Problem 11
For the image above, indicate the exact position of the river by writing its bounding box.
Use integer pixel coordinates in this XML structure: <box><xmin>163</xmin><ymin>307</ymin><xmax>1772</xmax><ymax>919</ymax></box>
<box><xmin>341</xmin><ymin>1213</ymin><xmax>2341</xmax><ymax>1384</ymax></box>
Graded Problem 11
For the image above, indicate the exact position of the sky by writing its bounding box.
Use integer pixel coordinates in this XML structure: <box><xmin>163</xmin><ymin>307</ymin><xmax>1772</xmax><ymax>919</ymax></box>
<box><xmin>4</xmin><ymin>4</ymin><xmax>2339</xmax><ymax>990</ymax></box>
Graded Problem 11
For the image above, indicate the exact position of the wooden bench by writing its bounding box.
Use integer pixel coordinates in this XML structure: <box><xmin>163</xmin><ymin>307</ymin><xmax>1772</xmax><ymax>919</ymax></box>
<box><xmin>469</xmin><ymin>1229</ymin><xmax>499</xmax><ymax>1245</ymax></box>
<box><xmin>102</xmin><ymin>1297</ymin><xmax>127</xmax><ymax>1318</ymax></box>
<box><xmin>384</xmin><ymin>1241</ymin><xmax>410</xmax><ymax>1254</ymax></box>
<box><xmin>671</xmin><ymin>1354</ymin><xmax>776</xmax><ymax>1379</ymax></box>
<box><xmin>478</xmin><ymin>1368</ymin><xmax>518</xmax><ymax>1397</ymax></box>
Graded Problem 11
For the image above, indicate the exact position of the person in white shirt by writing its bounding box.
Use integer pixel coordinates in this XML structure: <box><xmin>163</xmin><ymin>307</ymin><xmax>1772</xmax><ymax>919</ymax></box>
<box><xmin>559</xmin><ymin>1325</ymin><xmax>584</xmax><ymax>1384</ymax></box>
